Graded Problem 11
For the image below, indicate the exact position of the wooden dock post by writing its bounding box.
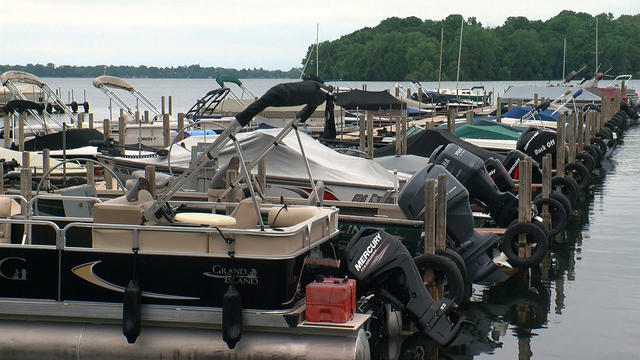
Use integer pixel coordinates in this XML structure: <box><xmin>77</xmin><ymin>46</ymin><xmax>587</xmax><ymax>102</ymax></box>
<box><xmin>366</xmin><ymin>112</ymin><xmax>374</xmax><ymax>159</ymax></box>
<box><xmin>86</xmin><ymin>162</ymin><xmax>94</xmax><ymax>186</ymax></box>
<box><xmin>3</xmin><ymin>115</ymin><xmax>10</xmax><ymax>148</ymax></box>
<box><xmin>145</xmin><ymin>165</ymin><xmax>156</xmax><ymax>197</ymax></box>
<box><xmin>585</xmin><ymin>112</ymin><xmax>594</xmax><ymax>145</ymax></box>
<box><xmin>42</xmin><ymin>149</ymin><xmax>50</xmax><ymax>190</ymax></box>
<box><xmin>0</xmin><ymin>165</ymin><xmax>4</xmax><ymax>194</ymax></box>
<box><xmin>168</xmin><ymin>95</ymin><xmax>173</xmax><ymax>116</ymax></box>
<box><xmin>258</xmin><ymin>158</ymin><xmax>267</xmax><ymax>193</ymax></box>
<box><xmin>144</xmin><ymin>110</ymin><xmax>150</xmax><ymax>123</ymax></box>
<box><xmin>78</xmin><ymin>112</ymin><xmax>84</xmax><ymax>128</ymax></box>
<box><xmin>447</xmin><ymin>109</ymin><xmax>456</xmax><ymax>135</ymax></box>
<box><xmin>401</xmin><ymin>113</ymin><xmax>407</xmax><ymax>155</ymax></box>
<box><xmin>567</xmin><ymin>113</ymin><xmax>576</xmax><ymax>164</ymax></box>
<box><xmin>466</xmin><ymin>110</ymin><xmax>473</xmax><ymax>125</ymax></box>
<box><xmin>533</xmin><ymin>93</ymin><xmax>539</xmax><ymax>106</ymax></box>
<box><xmin>18</xmin><ymin>113</ymin><xmax>25</xmax><ymax>152</ymax></box>
<box><xmin>577</xmin><ymin>111</ymin><xmax>585</xmax><ymax>154</ymax></box>
<box><xmin>358</xmin><ymin>113</ymin><xmax>365</xmax><ymax>153</ymax></box>
<box><xmin>518</xmin><ymin>157</ymin><xmax>532</xmax><ymax>259</ymax></box>
<box><xmin>496</xmin><ymin>97</ymin><xmax>502</xmax><ymax>123</ymax></box>
<box><xmin>104</xmin><ymin>168</ymin><xmax>113</xmax><ymax>190</ymax></box>
<box><xmin>436</xmin><ymin>173</ymin><xmax>447</xmax><ymax>253</ymax></box>
<box><xmin>22</xmin><ymin>151</ymin><xmax>30</xmax><ymax>172</ymax></box>
<box><xmin>424</xmin><ymin>179</ymin><xmax>436</xmax><ymax>256</ymax></box>
<box><xmin>395</xmin><ymin>114</ymin><xmax>401</xmax><ymax>156</ymax></box>
<box><xmin>161</xmin><ymin>96</ymin><xmax>166</xmax><ymax>116</ymax></box>
<box><xmin>541</xmin><ymin>154</ymin><xmax>553</xmax><ymax>232</ymax></box>
<box><xmin>507</xmin><ymin>98</ymin><xmax>513</xmax><ymax>111</ymax></box>
<box><xmin>177</xmin><ymin>113</ymin><xmax>186</xmax><ymax>142</ymax></box>
<box><xmin>516</xmin><ymin>99</ymin><xmax>523</xmax><ymax>107</ymax></box>
<box><xmin>556</xmin><ymin>114</ymin><xmax>566</xmax><ymax>178</ymax></box>
<box><xmin>103</xmin><ymin>118</ymin><xmax>110</xmax><ymax>140</ymax></box>
<box><xmin>118</xmin><ymin>112</ymin><xmax>126</xmax><ymax>156</ymax></box>
<box><xmin>163</xmin><ymin>114</ymin><xmax>171</xmax><ymax>148</ymax></box>
<box><xmin>88</xmin><ymin>113</ymin><xmax>94</xmax><ymax>129</ymax></box>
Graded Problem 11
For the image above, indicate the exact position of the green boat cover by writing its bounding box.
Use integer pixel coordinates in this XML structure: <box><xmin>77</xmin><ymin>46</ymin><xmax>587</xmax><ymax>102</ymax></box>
<box><xmin>455</xmin><ymin>124</ymin><xmax>520</xmax><ymax>140</ymax></box>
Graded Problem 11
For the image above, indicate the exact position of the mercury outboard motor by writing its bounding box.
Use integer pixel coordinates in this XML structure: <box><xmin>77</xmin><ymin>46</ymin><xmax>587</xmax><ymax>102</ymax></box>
<box><xmin>398</xmin><ymin>164</ymin><xmax>509</xmax><ymax>284</ymax></box>
<box><xmin>346</xmin><ymin>227</ymin><xmax>462</xmax><ymax>346</ymax></box>
<box><xmin>428</xmin><ymin>144</ymin><xmax>519</xmax><ymax>228</ymax></box>
<box><xmin>500</xmin><ymin>149</ymin><xmax>543</xmax><ymax>185</ymax></box>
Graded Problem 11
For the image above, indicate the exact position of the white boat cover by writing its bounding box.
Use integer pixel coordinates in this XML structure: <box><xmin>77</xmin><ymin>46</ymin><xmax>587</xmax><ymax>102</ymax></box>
<box><xmin>112</xmin><ymin>128</ymin><xmax>405</xmax><ymax>188</ymax></box>
<box><xmin>92</xmin><ymin>76</ymin><xmax>135</xmax><ymax>92</ymax></box>
<box><xmin>0</xmin><ymin>71</ymin><xmax>46</xmax><ymax>87</ymax></box>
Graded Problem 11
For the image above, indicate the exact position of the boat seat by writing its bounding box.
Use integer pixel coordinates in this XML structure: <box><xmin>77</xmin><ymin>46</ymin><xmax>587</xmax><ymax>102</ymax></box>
<box><xmin>126</xmin><ymin>170</ymin><xmax>173</xmax><ymax>190</ymax></box>
<box><xmin>268</xmin><ymin>205</ymin><xmax>321</xmax><ymax>228</ymax></box>
<box><xmin>92</xmin><ymin>189</ymin><xmax>154</xmax><ymax>225</ymax></box>
<box><xmin>221</xmin><ymin>197</ymin><xmax>262</xmax><ymax>229</ymax></box>
<box><xmin>0</xmin><ymin>197</ymin><xmax>14</xmax><ymax>244</ymax></box>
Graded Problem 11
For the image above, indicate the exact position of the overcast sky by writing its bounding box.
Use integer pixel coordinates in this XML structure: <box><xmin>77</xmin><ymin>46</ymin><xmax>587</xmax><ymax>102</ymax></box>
<box><xmin>2</xmin><ymin>0</ymin><xmax>639</xmax><ymax>70</ymax></box>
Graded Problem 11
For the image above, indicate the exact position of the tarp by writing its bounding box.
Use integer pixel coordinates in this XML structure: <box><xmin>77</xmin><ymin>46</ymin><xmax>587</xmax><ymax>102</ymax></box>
<box><xmin>374</xmin><ymin>154</ymin><xmax>428</xmax><ymax>175</ymax></box>
<box><xmin>453</xmin><ymin>124</ymin><xmax>521</xmax><ymax>140</ymax></box>
<box><xmin>335</xmin><ymin>89</ymin><xmax>405</xmax><ymax>110</ymax></box>
<box><xmin>375</xmin><ymin>128</ymin><xmax>505</xmax><ymax>162</ymax></box>
<box><xmin>500</xmin><ymin>106</ymin><xmax>560</xmax><ymax>122</ymax></box>
<box><xmin>115</xmin><ymin>128</ymin><xmax>403</xmax><ymax>188</ymax></box>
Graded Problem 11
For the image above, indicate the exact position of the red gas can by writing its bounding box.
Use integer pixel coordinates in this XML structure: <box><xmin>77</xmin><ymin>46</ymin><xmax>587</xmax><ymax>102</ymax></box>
<box><xmin>305</xmin><ymin>277</ymin><xmax>356</xmax><ymax>323</ymax></box>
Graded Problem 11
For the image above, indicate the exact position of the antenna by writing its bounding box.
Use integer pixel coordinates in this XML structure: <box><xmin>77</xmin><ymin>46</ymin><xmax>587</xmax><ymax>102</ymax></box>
<box><xmin>455</xmin><ymin>17</ymin><xmax>464</xmax><ymax>97</ymax></box>
<box><xmin>562</xmin><ymin>37</ymin><xmax>566</xmax><ymax>80</ymax></box>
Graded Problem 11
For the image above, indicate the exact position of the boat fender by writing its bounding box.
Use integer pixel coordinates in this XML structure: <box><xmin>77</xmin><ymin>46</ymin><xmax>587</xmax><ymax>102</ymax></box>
<box><xmin>222</xmin><ymin>284</ymin><xmax>243</xmax><ymax>349</ymax></box>
<box><xmin>499</xmin><ymin>222</ymin><xmax>549</xmax><ymax>268</ymax></box>
<box><xmin>122</xmin><ymin>279</ymin><xmax>142</xmax><ymax>344</ymax></box>
<box><xmin>551</xmin><ymin>176</ymin><xmax>579</xmax><ymax>206</ymax></box>
<box><xmin>565</xmin><ymin>162</ymin><xmax>591</xmax><ymax>191</ymax></box>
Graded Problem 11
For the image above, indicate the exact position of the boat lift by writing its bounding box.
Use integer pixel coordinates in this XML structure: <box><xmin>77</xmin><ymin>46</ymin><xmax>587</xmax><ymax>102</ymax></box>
<box><xmin>0</xmin><ymin>71</ymin><xmax>78</xmax><ymax>133</ymax></box>
<box><xmin>92</xmin><ymin>75</ymin><xmax>162</xmax><ymax>122</ymax></box>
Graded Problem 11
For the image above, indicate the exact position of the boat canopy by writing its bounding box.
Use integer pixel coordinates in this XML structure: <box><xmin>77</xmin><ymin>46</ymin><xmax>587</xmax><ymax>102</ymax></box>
<box><xmin>0</xmin><ymin>71</ymin><xmax>47</xmax><ymax>87</ymax></box>
<box><xmin>336</xmin><ymin>89</ymin><xmax>405</xmax><ymax>111</ymax></box>
<box><xmin>216</xmin><ymin>75</ymin><xmax>243</xmax><ymax>88</ymax></box>
<box><xmin>454</xmin><ymin>124</ymin><xmax>521</xmax><ymax>141</ymax></box>
<box><xmin>92</xmin><ymin>76</ymin><xmax>135</xmax><ymax>91</ymax></box>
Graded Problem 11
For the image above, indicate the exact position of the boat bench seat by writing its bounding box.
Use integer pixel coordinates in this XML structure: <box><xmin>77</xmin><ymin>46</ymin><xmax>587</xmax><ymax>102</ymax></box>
<box><xmin>0</xmin><ymin>197</ymin><xmax>15</xmax><ymax>244</ymax></box>
<box><xmin>92</xmin><ymin>190</ymin><xmax>208</xmax><ymax>253</ymax></box>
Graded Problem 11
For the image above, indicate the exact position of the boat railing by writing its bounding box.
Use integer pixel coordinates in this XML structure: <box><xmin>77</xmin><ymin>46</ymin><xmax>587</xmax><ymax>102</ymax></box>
<box><xmin>0</xmin><ymin>217</ymin><xmax>62</xmax><ymax>246</ymax></box>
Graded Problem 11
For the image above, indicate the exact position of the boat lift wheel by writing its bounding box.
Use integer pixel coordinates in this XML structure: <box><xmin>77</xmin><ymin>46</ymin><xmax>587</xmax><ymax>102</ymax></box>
<box><xmin>532</xmin><ymin>196</ymin><xmax>568</xmax><ymax>237</ymax></box>
<box><xmin>551</xmin><ymin>176</ymin><xmax>579</xmax><ymax>207</ymax></box>
<box><xmin>413</xmin><ymin>253</ymin><xmax>465</xmax><ymax>305</ymax></box>
<box><xmin>565</xmin><ymin>162</ymin><xmax>591</xmax><ymax>192</ymax></box>
<box><xmin>500</xmin><ymin>221</ymin><xmax>549</xmax><ymax>268</ymax></box>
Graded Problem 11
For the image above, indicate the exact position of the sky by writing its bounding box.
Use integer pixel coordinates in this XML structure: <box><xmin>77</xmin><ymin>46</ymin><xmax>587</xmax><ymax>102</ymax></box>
<box><xmin>1</xmin><ymin>0</ymin><xmax>639</xmax><ymax>71</ymax></box>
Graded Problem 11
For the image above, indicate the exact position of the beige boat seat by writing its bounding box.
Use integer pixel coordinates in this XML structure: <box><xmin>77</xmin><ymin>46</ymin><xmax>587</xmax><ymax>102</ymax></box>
<box><xmin>92</xmin><ymin>189</ymin><xmax>154</xmax><ymax>225</ymax></box>
<box><xmin>268</xmin><ymin>205</ymin><xmax>322</xmax><ymax>228</ymax></box>
<box><xmin>221</xmin><ymin>197</ymin><xmax>262</xmax><ymax>229</ymax></box>
<box><xmin>0</xmin><ymin>197</ymin><xmax>15</xmax><ymax>244</ymax></box>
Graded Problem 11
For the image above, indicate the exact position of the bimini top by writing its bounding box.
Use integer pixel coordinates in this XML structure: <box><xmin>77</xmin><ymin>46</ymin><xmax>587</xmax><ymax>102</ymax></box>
<box><xmin>336</xmin><ymin>89</ymin><xmax>406</xmax><ymax>111</ymax></box>
<box><xmin>0</xmin><ymin>71</ymin><xmax>46</xmax><ymax>87</ymax></box>
<box><xmin>216</xmin><ymin>75</ymin><xmax>243</xmax><ymax>89</ymax></box>
<box><xmin>92</xmin><ymin>75</ymin><xmax>135</xmax><ymax>92</ymax></box>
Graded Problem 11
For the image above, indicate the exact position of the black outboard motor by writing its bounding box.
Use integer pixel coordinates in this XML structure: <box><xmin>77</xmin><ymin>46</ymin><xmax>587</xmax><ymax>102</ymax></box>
<box><xmin>500</xmin><ymin>149</ymin><xmax>543</xmax><ymax>184</ymax></box>
<box><xmin>483</xmin><ymin>157</ymin><xmax>514</xmax><ymax>193</ymax></box>
<box><xmin>398</xmin><ymin>164</ymin><xmax>509</xmax><ymax>284</ymax></box>
<box><xmin>346</xmin><ymin>227</ymin><xmax>462</xmax><ymax>346</ymax></box>
<box><xmin>428</xmin><ymin>144</ymin><xmax>519</xmax><ymax>228</ymax></box>
<box><xmin>516</xmin><ymin>127</ymin><xmax>562</xmax><ymax>165</ymax></box>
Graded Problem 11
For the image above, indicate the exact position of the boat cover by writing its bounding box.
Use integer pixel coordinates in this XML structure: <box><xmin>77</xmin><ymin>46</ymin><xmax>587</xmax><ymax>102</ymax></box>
<box><xmin>92</xmin><ymin>76</ymin><xmax>135</xmax><ymax>91</ymax></box>
<box><xmin>501</xmin><ymin>86</ymin><xmax>601</xmax><ymax>102</ymax></box>
<box><xmin>374</xmin><ymin>154</ymin><xmax>428</xmax><ymax>175</ymax></box>
<box><xmin>119</xmin><ymin>128</ymin><xmax>403</xmax><ymax>188</ymax></box>
<box><xmin>500</xmin><ymin>106</ymin><xmax>560</xmax><ymax>122</ymax></box>
<box><xmin>375</xmin><ymin>128</ymin><xmax>505</xmax><ymax>162</ymax></box>
<box><xmin>336</xmin><ymin>90</ymin><xmax>405</xmax><ymax>110</ymax></box>
<box><xmin>452</xmin><ymin>124</ymin><xmax>521</xmax><ymax>140</ymax></box>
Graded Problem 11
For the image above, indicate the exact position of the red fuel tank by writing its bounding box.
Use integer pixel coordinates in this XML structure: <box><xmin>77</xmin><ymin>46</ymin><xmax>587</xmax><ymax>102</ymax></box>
<box><xmin>305</xmin><ymin>277</ymin><xmax>356</xmax><ymax>323</ymax></box>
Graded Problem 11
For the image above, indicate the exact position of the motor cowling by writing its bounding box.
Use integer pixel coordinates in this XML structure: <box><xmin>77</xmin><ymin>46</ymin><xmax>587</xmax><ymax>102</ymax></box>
<box><xmin>502</xmin><ymin>149</ymin><xmax>543</xmax><ymax>183</ymax></box>
<box><xmin>397</xmin><ymin>164</ymin><xmax>509</xmax><ymax>284</ymax></box>
<box><xmin>346</xmin><ymin>228</ymin><xmax>462</xmax><ymax>346</ymax></box>
<box><xmin>516</xmin><ymin>127</ymin><xmax>562</xmax><ymax>165</ymax></box>
<box><xmin>428</xmin><ymin>144</ymin><xmax>518</xmax><ymax>228</ymax></box>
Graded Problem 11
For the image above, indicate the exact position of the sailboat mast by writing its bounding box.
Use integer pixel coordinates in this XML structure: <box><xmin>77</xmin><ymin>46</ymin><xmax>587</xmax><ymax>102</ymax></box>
<box><xmin>562</xmin><ymin>37</ymin><xmax>566</xmax><ymax>80</ymax></box>
<box><xmin>455</xmin><ymin>17</ymin><xmax>464</xmax><ymax>96</ymax></box>
<box><xmin>316</xmin><ymin>23</ymin><xmax>319</xmax><ymax>77</ymax></box>
<box><xmin>595</xmin><ymin>17</ymin><xmax>598</xmax><ymax>72</ymax></box>
<box><xmin>438</xmin><ymin>26</ymin><xmax>443</xmax><ymax>94</ymax></box>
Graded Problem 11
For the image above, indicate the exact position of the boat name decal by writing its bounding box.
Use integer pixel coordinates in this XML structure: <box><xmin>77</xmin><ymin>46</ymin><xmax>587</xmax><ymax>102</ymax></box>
<box><xmin>355</xmin><ymin>232</ymin><xmax>382</xmax><ymax>272</ymax></box>
<box><xmin>0</xmin><ymin>257</ymin><xmax>27</xmax><ymax>280</ymax></box>
<box><xmin>203</xmin><ymin>265</ymin><xmax>259</xmax><ymax>285</ymax></box>
<box><xmin>523</xmin><ymin>131</ymin><xmax>539</xmax><ymax>151</ymax></box>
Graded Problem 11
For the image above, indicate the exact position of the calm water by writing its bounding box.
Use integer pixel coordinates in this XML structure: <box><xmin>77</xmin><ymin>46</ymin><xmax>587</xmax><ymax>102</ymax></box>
<box><xmin>34</xmin><ymin>78</ymin><xmax>640</xmax><ymax>358</ymax></box>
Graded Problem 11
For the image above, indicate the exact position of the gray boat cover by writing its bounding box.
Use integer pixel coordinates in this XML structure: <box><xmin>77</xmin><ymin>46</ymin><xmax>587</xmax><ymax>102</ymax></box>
<box><xmin>501</xmin><ymin>86</ymin><xmax>601</xmax><ymax>102</ymax></box>
<box><xmin>119</xmin><ymin>128</ymin><xmax>405</xmax><ymax>188</ymax></box>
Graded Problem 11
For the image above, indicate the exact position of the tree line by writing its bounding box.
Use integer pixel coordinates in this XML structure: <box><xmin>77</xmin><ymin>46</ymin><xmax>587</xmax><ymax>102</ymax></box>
<box><xmin>0</xmin><ymin>63</ymin><xmax>300</xmax><ymax>79</ymax></box>
<box><xmin>301</xmin><ymin>11</ymin><xmax>640</xmax><ymax>81</ymax></box>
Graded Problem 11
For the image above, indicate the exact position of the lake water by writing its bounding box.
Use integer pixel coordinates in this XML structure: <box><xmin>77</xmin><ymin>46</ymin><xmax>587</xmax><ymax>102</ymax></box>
<box><xmin>29</xmin><ymin>78</ymin><xmax>640</xmax><ymax>358</ymax></box>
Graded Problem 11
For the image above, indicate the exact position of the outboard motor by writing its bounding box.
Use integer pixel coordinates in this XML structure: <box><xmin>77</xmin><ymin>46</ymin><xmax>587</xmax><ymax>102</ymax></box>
<box><xmin>398</xmin><ymin>164</ymin><xmax>509</xmax><ymax>284</ymax></box>
<box><xmin>501</xmin><ymin>149</ymin><xmax>543</xmax><ymax>184</ymax></box>
<box><xmin>483</xmin><ymin>158</ymin><xmax>514</xmax><ymax>193</ymax></box>
<box><xmin>428</xmin><ymin>144</ymin><xmax>518</xmax><ymax>228</ymax></box>
<box><xmin>516</xmin><ymin>127</ymin><xmax>561</xmax><ymax>165</ymax></box>
<box><xmin>346</xmin><ymin>227</ymin><xmax>462</xmax><ymax>346</ymax></box>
